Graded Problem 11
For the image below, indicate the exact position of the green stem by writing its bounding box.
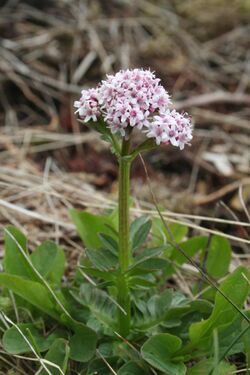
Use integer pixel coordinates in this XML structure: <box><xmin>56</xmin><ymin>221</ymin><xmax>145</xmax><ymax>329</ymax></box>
<box><xmin>117</xmin><ymin>138</ymin><xmax>131</xmax><ymax>337</ymax></box>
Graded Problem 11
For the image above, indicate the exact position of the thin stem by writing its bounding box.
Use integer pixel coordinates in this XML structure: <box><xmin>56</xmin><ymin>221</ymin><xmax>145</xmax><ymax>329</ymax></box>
<box><xmin>117</xmin><ymin>138</ymin><xmax>131</xmax><ymax>337</ymax></box>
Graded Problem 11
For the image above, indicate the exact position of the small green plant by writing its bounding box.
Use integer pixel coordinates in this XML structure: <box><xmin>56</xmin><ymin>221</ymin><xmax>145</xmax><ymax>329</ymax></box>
<box><xmin>0</xmin><ymin>69</ymin><xmax>249</xmax><ymax>374</ymax></box>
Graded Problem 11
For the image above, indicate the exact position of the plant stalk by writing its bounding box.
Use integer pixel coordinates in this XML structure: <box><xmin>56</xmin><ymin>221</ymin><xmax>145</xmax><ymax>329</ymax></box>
<box><xmin>117</xmin><ymin>138</ymin><xmax>131</xmax><ymax>337</ymax></box>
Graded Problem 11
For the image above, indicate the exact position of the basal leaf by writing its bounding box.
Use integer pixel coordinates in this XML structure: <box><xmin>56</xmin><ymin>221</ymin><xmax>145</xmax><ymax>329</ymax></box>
<box><xmin>170</xmin><ymin>236</ymin><xmax>208</xmax><ymax>264</ymax></box>
<box><xmin>31</xmin><ymin>241</ymin><xmax>65</xmax><ymax>285</ymax></box>
<box><xmin>141</xmin><ymin>333</ymin><xmax>186</xmax><ymax>375</ymax></box>
<box><xmin>69</xmin><ymin>323</ymin><xmax>97</xmax><ymax>362</ymax></box>
<box><xmin>0</xmin><ymin>273</ymin><xmax>58</xmax><ymax>319</ymax></box>
<box><xmin>3</xmin><ymin>324</ymin><xmax>65</xmax><ymax>355</ymax></box>
<box><xmin>206</xmin><ymin>235</ymin><xmax>231</xmax><ymax>278</ymax></box>
<box><xmin>39</xmin><ymin>338</ymin><xmax>70</xmax><ymax>375</ymax></box>
<box><xmin>189</xmin><ymin>266</ymin><xmax>250</xmax><ymax>347</ymax></box>
<box><xmin>151</xmin><ymin>218</ymin><xmax>188</xmax><ymax>247</ymax></box>
<box><xmin>4</xmin><ymin>226</ymin><xmax>37</xmax><ymax>280</ymax></box>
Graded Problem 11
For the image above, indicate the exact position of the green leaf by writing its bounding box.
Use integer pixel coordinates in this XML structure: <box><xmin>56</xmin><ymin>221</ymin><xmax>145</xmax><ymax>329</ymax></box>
<box><xmin>134</xmin><ymin>290</ymin><xmax>173</xmax><ymax>331</ymax></box>
<box><xmin>162</xmin><ymin>299</ymin><xmax>213</xmax><ymax>332</ymax></box>
<box><xmin>3</xmin><ymin>324</ymin><xmax>64</xmax><ymax>355</ymax></box>
<box><xmin>170</xmin><ymin>236</ymin><xmax>208</xmax><ymax>264</ymax></box>
<box><xmin>118</xmin><ymin>361</ymin><xmax>148</xmax><ymax>375</ymax></box>
<box><xmin>31</xmin><ymin>241</ymin><xmax>65</xmax><ymax>285</ymax></box>
<box><xmin>4</xmin><ymin>226</ymin><xmax>37</xmax><ymax>280</ymax></box>
<box><xmin>69</xmin><ymin>323</ymin><xmax>97</xmax><ymax>362</ymax></box>
<box><xmin>189</xmin><ymin>266</ymin><xmax>250</xmax><ymax>347</ymax></box>
<box><xmin>148</xmin><ymin>289</ymin><xmax>173</xmax><ymax>317</ymax></box>
<box><xmin>206</xmin><ymin>236</ymin><xmax>231</xmax><ymax>278</ymax></box>
<box><xmin>141</xmin><ymin>333</ymin><xmax>186</xmax><ymax>375</ymax></box>
<box><xmin>151</xmin><ymin>218</ymin><xmax>188</xmax><ymax>247</ymax></box>
<box><xmin>40</xmin><ymin>338</ymin><xmax>70</xmax><ymax>375</ymax></box>
<box><xmin>70</xmin><ymin>284</ymin><xmax>116</xmax><ymax>328</ymax></box>
<box><xmin>130</xmin><ymin>216</ymin><xmax>152</xmax><ymax>250</ymax></box>
<box><xmin>86</xmin><ymin>248</ymin><xmax>117</xmax><ymax>271</ymax></box>
<box><xmin>135</xmin><ymin>246</ymin><xmax>166</xmax><ymax>262</ymax></box>
<box><xmin>167</xmin><ymin>223</ymin><xmax>188</xmax><ymax>242</ymax></box>
<box><xmin>70</xmin><ymin>209</ymin><xmax>118</xmax><ymax>249</ymax></box>
<box><xmin>0</xmin><ymin>273</ymin><xmax>58</xmax><ymax>319</ymax></box>
<box><xmin>98</xmin><ymin>233</ymin><xmax>118</xmax><ymax>256</ymax></box>
<box><xmin>213</xmin><ymin>311</ymin><xmax>250</xmax><ymax>357</ymax></box>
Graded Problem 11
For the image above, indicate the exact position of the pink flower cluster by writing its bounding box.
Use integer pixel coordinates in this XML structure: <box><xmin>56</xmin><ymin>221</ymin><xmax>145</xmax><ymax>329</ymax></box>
<box><xmin>74</xmin><ymin>88</ymin><xmax>100</xmax><ymax>122</ymax></box>
<box><xmin>74</xmin><ymin>69</ymin><xmax>192</xmax><ymax>149</ymax></box>
<box><xmin>147</xmin><ymin>110</ymin><xmax>193</xmax><ymax>150</ymax></box>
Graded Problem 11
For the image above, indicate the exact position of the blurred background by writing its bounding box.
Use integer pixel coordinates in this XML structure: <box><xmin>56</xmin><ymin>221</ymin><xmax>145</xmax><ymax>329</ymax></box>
<box><xmin>0</xmin><ymin>0</ymin><xmax>249</xmax><ymax>260</ymax></box>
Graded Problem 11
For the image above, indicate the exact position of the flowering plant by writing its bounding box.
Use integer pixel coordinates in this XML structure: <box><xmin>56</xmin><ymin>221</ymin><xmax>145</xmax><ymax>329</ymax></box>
<box><xmin>74</xmin><ymin>69</ymin><xmax>193</xmax><ymax>336</ymax></box>
<box><xmin>0</xmin><ymin>69</ymin><xmax>249</xmax><ymax>375</ymax></box>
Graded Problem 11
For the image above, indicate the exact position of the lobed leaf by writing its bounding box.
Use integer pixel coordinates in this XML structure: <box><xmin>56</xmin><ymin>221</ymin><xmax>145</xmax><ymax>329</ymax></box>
<box><xmin>98</xmin><ymin>233</ymin><xmax>119</xmax><ymax>256</ymax></box>
<box><xmin>130</xmin><ymin>216</ymin><xmax>152</xmax><ymax>250</ymax></box>
<box><xmin>86</xmin><ymin>248</ymin><xmax>117</xmax><ymax>271</ymax></box>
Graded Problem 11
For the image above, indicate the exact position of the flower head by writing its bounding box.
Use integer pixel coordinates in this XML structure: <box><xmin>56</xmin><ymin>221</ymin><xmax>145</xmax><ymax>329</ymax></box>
<box><xmin>74</xmin><ymin>68</ymin><xmax>192</xmax><ymax>150</ymax></box>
